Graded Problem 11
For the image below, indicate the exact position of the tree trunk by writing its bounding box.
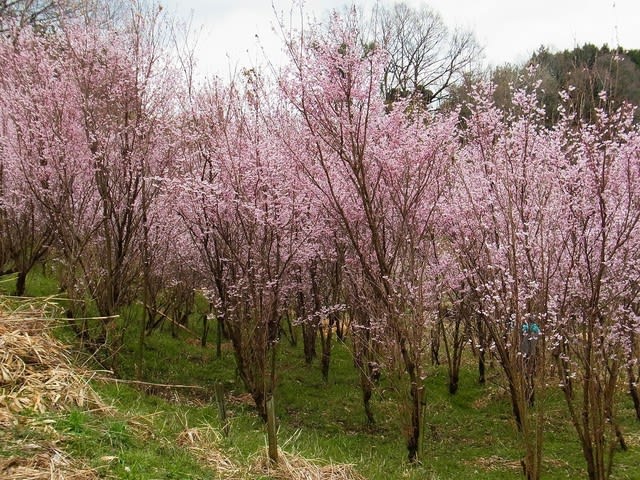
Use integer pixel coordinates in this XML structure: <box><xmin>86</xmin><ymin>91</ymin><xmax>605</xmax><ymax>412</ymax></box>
<box><xmin>320</xmin><ymin>313</ymin><xmax>334</xmax><ymax>382</ymax></box>
<box><xmin>283</xmin><ymin>312</ymin><xmax>297</xmax><ymax>347</ymax></box>
<box><xmin>508</xmin><ymin>376</ymin><xmax>524</xmax><ymax>432</ymax></box>
<box><xmin>302</xmin><ymin>322</ymin><xmax>317</xmax><ymax>364</ymax></box>
<box><xmin>201</xmin><ymin>313</ymin><xmax>209</xmax><ymax>348</ymax></box>
<box><xmin>521</xmin><ymin>454</ymin><xmax>539</xmax><ymax>480</ymax></box>
<box><xmin>430</xmin><ymin>320</ymin><xmax>440</xmax><ymax>366</ymax></box>
<box><xmin>478</xmin><ymin>349</ymin><xmax>486</xmax><ymax>385</ymax></box>
<box><xmin>398</xmin><ymin>333</ymin><xmax>425</xmax><ymax>463</ymax></box>
<box><xmin>216</xmin><ymin>314</ymin><xmax>224</xmax><ymax>358</ymax></box>
<box><xmin>629</xmin><ymin>367</ymin><xmax>640</xmax><ymax>421</ymax></box>
<box><xmin>449</xmin><ymin>373</ymin><xmax>459</xmax><ymax>395</ymax></box>
<box><xmin>136</xmin><ymin>306</ymin><xmax>148</xmax><ymax>380</ymax></box>
<box><xmin>554</xmin><ymin>350</ymin><xmax>574</xmax><ymax>399</ymax></box>
<box><xmin>407</xmin><ymin>378</ymin><xmax>425</xmax><ymax>463</ymax></box>
<box><xmin>476</xmin><ymin>316</ymin><xmax>487</xmax><ymax>384</ymax></box>
<box><xmin>14</xmin><ymin>269</ymin><xmax>27</xmax><ymax>296</ymax></box>
<box><xmin>440</xmin><ymin>307</ymin><xmax>465</xmax><ymax>395</ymax></box>
<box><xmin>626</xmin><ymin>329</ymin><xmax>640</xmax><ymax>420</ymax></box>
<box><xmin>356</xmin><ymin>355</ymin><xmax>375</xmax><ymax>425</ymax></box>
<box><xmin>336</xmin><ymin>316</ymin><xmax>345</xmax><ymax>341</ymax></box>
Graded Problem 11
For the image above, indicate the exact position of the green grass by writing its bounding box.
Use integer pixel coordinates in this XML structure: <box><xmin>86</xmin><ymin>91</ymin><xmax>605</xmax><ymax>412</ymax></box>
<box><xmin>0</xmin><ymin>265</ymin><xmax>59</xmax><ymax>297</ymax></box>
<box><xmin>2</xmin><ymin>269</ymin><xmax>640</xmax><ymax>479</ymax></box>
<box><xmin>47</xmin><ymin>399</ymin><xmax>219</xmax><ymax>479</ymax></box>
<box><xmin>107</xmin><ymin>319</ymin><xmax>640</xmax><ymax>479</ymax></box>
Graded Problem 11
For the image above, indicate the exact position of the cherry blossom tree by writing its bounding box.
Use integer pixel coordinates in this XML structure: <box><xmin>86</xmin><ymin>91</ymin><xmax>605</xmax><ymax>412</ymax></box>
<box><xmin>0</xmin><ymin>27</ymin><xmax>96</xmax><ymax>305</ymax></box>
<box><xmin>0</xmin><ymin>72</ymin><xmax>51</xmax><ymax>296</ymax></box>
<box><xmin>550</xmin><ymin>98</ymin><xmax>640</xmax><ymax>480</ymax></box>
<box><xmin>168</xmin><ymin>69</ymin><xmax>314</xmax><ymax>421</ymax></box>
<box><xmin>61</xmin><ymin>4</ymin><xmax>176</xmax><ymax>319</ymax></box>
<box><xmin>448</xmin><ymin>78</ymin><xmax>640</xmax><ymax>479</ymax></box>
<box><xmin>279</xmin><ymin>8</ymin><xmax>457</xmax><ymax>462</ymax></box>
<box><xmin>447</xmin><ymin>80</ymin><xmax>570</xmax><ymax>480</ymax></box>
<box><xmin>0</xmin><ymin>3</ymin><xmax>178</xmax><ymax>361</ymax></box>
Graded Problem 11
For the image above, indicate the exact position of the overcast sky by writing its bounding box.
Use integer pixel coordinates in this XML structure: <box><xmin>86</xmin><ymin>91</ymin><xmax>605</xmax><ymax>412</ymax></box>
<box><xmin>166</xmin><ymin>0</ymin><xmax>639</xmax><ymax>80</ymax></box>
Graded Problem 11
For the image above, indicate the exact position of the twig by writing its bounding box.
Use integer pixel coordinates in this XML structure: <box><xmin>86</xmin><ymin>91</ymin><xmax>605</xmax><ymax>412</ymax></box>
<box><xmin>98</xmin><ymin>376</ymin><xmax>208</xmax><ymax>390</ymax></box>
<box><xmin>145</xmin><ymin>304</ymin><xmax>200</xmax><ymax>338</ymax></box>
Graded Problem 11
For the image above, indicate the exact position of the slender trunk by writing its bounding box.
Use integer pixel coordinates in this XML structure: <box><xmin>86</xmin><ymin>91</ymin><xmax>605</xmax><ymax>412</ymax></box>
<box><xmin>449</xmin><ymin>372</ymin><xmax>459</xmax><ymax>395</ymax></box>
<box><xmin>336</xmin><ymin>316</ymin><xmax>345</xmax><ymax>341</ymax></box>
<box><xmin>355</xmin><ymin>352</ymin><xmax>375</xmax><ymax>424</ymax></box>
<box><xmin>216</xmin><ymin>314</ymin><xmax>223</xmax><ymax>358</ymax></box>
<box><xmin>201</xmin><ymin>313</ymin><xmax>209</xmax><ymax>348</ymax></box>
<box><xmin>398</xmin><ymin>331</ymin><xmax>425</xmax><ymax>463</ymax></box>
<box><xmin>507</xmin><ymin>374</ymin><xmax>524</xmax><ymax>432</ymax></box>
<box><xmin>320</xmin><ymin>313</ymin><xmax>334</xmax><ymax>382</ymax></box>
<box><xmin>14</xmin><ymin>269</ymin><xmax>27</xmax><ymax>296</ymax></box>
<box><xmin>284</xmin><ymin>313</ymin><xmax>297</xmax><ymax>347</ymax></box>
<box><xmin>302</xmin><ymin>322</ymin><xmax>317</xmax><ymax>364</ymax></box>
<box><xmin>227</xmin><ymin>319</ymin><xmax>268</xmax><ymax>421</ymax></box>
<box><xmin>582</xmin><ymin>357</ymin><xmax>598</xmax><ymax>480</ymax></box>
<box><xmin>627</xmin><ymin>328</ymin><xmax>640</xmax><ymax>420</ymax></box>
<box><xmin>266</xmin><ymin>338</ymin><xmax>278</xmax><ymax>461</ymax></box>
<box><xmin>478</xmin><ymin>349</ymin><xmax>486</xmax><ymax>385</ymax></box>
<box><xmin>521</xmin><ymin>451</ymin><xmax>540</xmax><ymax>480</ymax></box>
<box><xmin>555</xmin><ymin>351</ymin><xmax>574</xmax><ymax>399</ymax></box>
<box><xmin>137</xmin><ymin>175</ymin><xmax>151</xmax><ymax>380</ymax></box>
<box><xmin>629</xmin><ymin>367</ymin><xmax>640</xmax><ymax>421</ymax></box>
<box><xmin>440</xmin><ymin>308</ymin><xmax>465</xmax><ymax>395</ymax></box>
<box><xmin>136</xmin><ymin>307</ymin><xmax>147</xmax><ymax>380</ymax></box>
<box><xmin>476</xmin><ymin>316</ymin><xmax>487</xmax><ymax>384</ymax></box>
<box><xmin>430</xmin><ymin>318</ymin><xmax>441</xmax><ymax>366</ymax></box>
<box><xmin>520</xmin><ymin>349</ymin><xmax>544</xmax><ymax>480</ymax></box>
<box><xmin>406</xmin><ymin>371</ymin><xmax>425</xmax><ymax>463</ymax></box>
<box><xmin>351</xmin><ymin>309</ymin><xmax>374</xmax><ymax>424</ymax></box>
<box><xmin>215</xmin><ymin>382</ymin><xmax>229</xmax><ymax>437</ymax></box>
<box><xmin>503</xmin><ymin>360</ymin><xmax>541</xmax><ymax>480</ymax></box>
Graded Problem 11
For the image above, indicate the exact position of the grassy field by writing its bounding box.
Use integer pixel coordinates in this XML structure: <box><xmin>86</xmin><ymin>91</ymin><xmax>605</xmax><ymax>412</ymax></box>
<box><xmin>1</xmin><ymin>270</ymin><xmax>639</xmax><ymax>479</ymax></box>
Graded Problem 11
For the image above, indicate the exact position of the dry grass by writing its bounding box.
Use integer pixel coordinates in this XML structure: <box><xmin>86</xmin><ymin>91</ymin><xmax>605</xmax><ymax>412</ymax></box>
<box><xmin>176</xmin><ymin>425</ymin><xmax>242</xmax><ymax>478</ymax></box>
<box><xmin>176</xmin><ymin>425</ymin><xmax>367</xmax><ymax>480</ymax></box>
<box><xmin>465</xmin><ymin>454</ymin><xmax>522</xmax><ymax>472</ymax></box>
<box><xmin>251</xmin><ymin>448</ymin><xmax>367</xmax><ymax>480</ymax></box>
<box><xmin>625</xmin><ymin>430</ymin><xmax>640</xmax><ymax>449</ymax></box>
<box><xmin>0</xmin><ymin>448</ymin><xmax>98</xmax><ymax>480</ymax></box>
<box><xmin>0</xmin><ymin>301</ymin><xmax>106</xmax><ymax>417</ymax></box>
<box><xmin>0</xmin><ymin>298</ymin><xmax>104</xmax><ymax>480</ymax></box>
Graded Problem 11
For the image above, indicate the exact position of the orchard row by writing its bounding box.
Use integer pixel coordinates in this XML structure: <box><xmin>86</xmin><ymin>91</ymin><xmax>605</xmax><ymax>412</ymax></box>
<box><xmin>1</xmin><ymin>6</ymin><xmax>639</xmax><ymax>480</ymax></box>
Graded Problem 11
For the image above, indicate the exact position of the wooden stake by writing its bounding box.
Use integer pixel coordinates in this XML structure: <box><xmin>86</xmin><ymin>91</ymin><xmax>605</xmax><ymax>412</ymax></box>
<box><xmin>215</xmin><ymin>382</ymin><xmax>229</xmax><ymax>437</ymax></box>
<box><xmin>266</xmin><ymin>395</ymin><xmax>278</xmax><ymax>463</ymax></box>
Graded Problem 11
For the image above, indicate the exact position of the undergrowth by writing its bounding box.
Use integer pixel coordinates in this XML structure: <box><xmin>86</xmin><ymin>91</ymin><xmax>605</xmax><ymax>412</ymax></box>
<box><xmin>1</xmin><ymin>270</ymin><xmax>639</xmax><ymax>479</ymax></box>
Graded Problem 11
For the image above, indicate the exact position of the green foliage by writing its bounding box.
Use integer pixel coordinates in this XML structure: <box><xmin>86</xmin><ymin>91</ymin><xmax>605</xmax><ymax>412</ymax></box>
<box><xmin>505</xmin><ymin>44</ymin><xmax>640</xmax><ymax>125</ymax></box>
<box><xmin>627</xmin><ymin>49</ymin><xmax>640</xmax><ymax>69</ymax></box>
<box><xmin>446</xmin><ymin>43</ymin><xmax>640</xmax><ymax>127</ymax></box>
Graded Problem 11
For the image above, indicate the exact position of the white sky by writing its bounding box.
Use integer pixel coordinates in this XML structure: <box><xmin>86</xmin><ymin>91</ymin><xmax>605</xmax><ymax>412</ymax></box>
<box><xmin>166</xmin><ymin>0</ymin><xmax>639</xmax><ymax>80</ymax></box>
